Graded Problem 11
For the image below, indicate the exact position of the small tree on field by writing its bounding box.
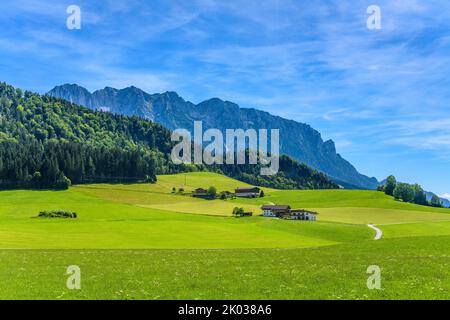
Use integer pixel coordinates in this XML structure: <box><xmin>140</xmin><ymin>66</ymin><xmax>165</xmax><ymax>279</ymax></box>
<box><xmin>54</xmin><ymin>173</ymin><xmax>71</xmax><ymax>190</ymax></box>
<box><xmin>207</xmin><ymin>186</ymin><xmax>217</xmax><ymax>198</ymax></box>
<box><xmin>260</xmin><ymin>190</ymin><xmax>265</xmax><ymax>198</ymax></box>
<box><xmin>232</xmin><ymin>207</ymin><xmax>245</xmax><ymax>217</ymax></box>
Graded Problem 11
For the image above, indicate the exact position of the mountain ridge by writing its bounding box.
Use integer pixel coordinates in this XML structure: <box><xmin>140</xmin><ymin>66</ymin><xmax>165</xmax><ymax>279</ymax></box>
<box><xmin>0</xmin><ymin>81</ymin><xmax>337</xmax><ymax>190</ymax></box>
<box><xmin>48</xmin><ymin>84</ymin><xmax>380</xmax><ymax>189</ymax></box>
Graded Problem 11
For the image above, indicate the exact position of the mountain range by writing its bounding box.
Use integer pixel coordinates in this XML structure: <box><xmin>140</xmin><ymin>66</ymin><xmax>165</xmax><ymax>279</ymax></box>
<box><xmin>0</xmin><ymin>81</ymin><xmax>337</xmax><ymax>190</ymax></box>
<box><xmin>48</xmin><ymin>84</ymin><xmax>380</xmax><ymax>189</ymax></box>
<box><xmin>425</xmin><ymin>192</ymin><xmax>450</xmax><ymax>208</ymax></box>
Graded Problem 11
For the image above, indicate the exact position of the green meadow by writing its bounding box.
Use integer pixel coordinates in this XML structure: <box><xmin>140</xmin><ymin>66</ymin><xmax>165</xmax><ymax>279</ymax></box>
<box><xmin>0</xmin><ymin>172</ymin><xmax>449</xmax><ymax>299</ymax></box>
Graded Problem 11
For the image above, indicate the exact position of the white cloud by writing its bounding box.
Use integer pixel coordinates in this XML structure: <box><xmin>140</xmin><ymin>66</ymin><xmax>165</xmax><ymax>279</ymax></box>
<box><xmin>439</xmin><ymin>193</ymin><xmax>450</xmax><ymax>200</ymax></box>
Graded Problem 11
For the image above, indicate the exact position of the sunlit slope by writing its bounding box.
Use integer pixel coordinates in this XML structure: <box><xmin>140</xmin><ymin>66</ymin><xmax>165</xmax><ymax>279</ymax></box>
<box><xmin>236</xmin><ymin>188</ymin><xmax>450</xmax><ymax>212</ymax></box>
<box><xmin>73</xmin><ymin>172</ymin><xmax>273</xmax><ymax>216</ymax></box>
<box><xmin>381</xmin><ymin>221</ymin><xmax>450</xmax><ymax>238</ymax></box>
<box><xmin>1</xmin><ymin>172</ymin><xmax>449</xmax><ymax>250</ymax></box>
<box><xmin>73</xmin><ymin>172</ymin><xmax>450</xmax><ymax>223</ymax></box>
<box><xmin>0</xmin><ymin>184</ymin><xmax>370</xmax><ymax>249</ymax></box>
<box><xmin>230</xmin><ymin>188</ymin><xmax>450</xmax><ymax>224</ymax></box>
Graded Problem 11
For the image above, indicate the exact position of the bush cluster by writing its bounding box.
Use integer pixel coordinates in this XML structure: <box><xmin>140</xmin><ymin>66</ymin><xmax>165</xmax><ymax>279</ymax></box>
<box><xmin>38</xmin><ymin>210</ymin><xmax>78</xmax><ymax>219</ymax></box>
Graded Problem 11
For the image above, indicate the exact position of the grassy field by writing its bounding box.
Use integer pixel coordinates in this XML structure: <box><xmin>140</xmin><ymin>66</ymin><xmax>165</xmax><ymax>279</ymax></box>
<box><xmin>1</xmin><ymin>237</ymin><xmax>448</xmax><ymax>300</ymax></box>
<box><xmin>0</xmin><ymin>172</ymin><xmax>449</xmax><ymax>299</ymax></box>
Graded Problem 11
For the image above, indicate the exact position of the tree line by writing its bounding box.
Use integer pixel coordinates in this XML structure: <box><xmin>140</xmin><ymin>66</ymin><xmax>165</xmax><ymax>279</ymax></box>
<box><xmin>0</xmin><ymin>139</ymin><xmax>161</xmax><ymax>189</ymax></box>
<box><xmin>379</xmin><ymin>175</ymin><xmax>443</xmax><ymax>207</ymax></box>
<box><xmin>0</xmin><ymin>82</ymin><xmax>190</xmax><ymax>189</ymax></box>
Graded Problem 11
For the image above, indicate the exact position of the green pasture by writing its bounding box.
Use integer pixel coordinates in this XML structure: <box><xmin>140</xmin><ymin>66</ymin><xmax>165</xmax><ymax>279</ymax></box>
<box><xmin>0</xmin><ymin>172</ymin><xmax>449</xmax><ymax>299</ymax></box>
<box><xmin>0</xmin><ymin>236</ymin><xmax>448</xmax><ymax>300</ymax></box>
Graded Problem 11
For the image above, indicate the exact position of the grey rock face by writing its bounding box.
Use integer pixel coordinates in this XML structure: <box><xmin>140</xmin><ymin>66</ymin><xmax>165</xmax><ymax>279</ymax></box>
<box><xmin>48</xmin><ymin>84</ymin><xmax>379</xmax><ymax>189</ymax></box>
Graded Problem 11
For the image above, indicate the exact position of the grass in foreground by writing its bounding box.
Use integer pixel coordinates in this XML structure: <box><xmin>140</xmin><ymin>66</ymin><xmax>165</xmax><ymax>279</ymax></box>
<box><xmin>1</xmin><ymin>236</ymin><xmax>448</xmax><ymax>300</ymax></box>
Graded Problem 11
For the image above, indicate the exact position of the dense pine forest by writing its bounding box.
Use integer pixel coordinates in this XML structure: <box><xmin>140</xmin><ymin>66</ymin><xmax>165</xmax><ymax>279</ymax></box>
<box><xmin>0</xmin><ymin>82</ymin><xmax>337</xmax><ymax>190</ymax></box>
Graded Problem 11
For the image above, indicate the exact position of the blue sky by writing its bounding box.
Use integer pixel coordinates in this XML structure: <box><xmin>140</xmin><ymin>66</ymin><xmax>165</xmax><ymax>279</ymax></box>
<box><xmin>1</xmin><ymin>0</ymin><xmax>449</xmax><ymax>196</ymax></box>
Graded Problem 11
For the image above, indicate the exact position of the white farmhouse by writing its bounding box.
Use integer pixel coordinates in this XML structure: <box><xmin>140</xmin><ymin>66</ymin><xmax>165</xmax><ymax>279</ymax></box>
<box><xmin>261</xmin><ymin>205</ymin><xmax>318</xmax><ymax>221</ymax></box>
<box><xmin>261</xmin><ymin>205</ymin><xmax>291</xmax><ymax>217</ymax></box>
<box><xmin>235</xmin><ymin>187</ymin><xmax>261</xmax><ymax>198</ymax></box>
<box><xmin>288</xmin><ymin>210</ymin><xmax>318</xmax><ymax>221</ymax></box>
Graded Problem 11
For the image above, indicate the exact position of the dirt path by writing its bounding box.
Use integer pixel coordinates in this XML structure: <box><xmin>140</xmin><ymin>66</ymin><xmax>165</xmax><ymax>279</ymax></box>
<box><xmin>368</xmin><ymin>224</ymin><xmax>383</xmax><ymax>240</ymax></box>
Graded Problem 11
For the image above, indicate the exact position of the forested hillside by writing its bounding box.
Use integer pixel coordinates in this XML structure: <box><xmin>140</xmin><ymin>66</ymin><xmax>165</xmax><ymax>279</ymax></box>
<box><xmin>0</xmin><ymin>83</ymin><xmax>185</xmax><ymax>189</ymax></box>
<box><xmin>0</xmin><ymin>82</ymin><xmax>337</xmax><ymax>190</ymax></box>
<box><xmin>49</xmin><ymin>84</ymin><xmax>378</xmax><ymax>189</ymax></box>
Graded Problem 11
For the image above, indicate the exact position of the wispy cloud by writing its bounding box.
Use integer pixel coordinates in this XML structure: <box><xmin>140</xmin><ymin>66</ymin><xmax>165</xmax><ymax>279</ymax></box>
<box><xmin>440</xmin><ymin>193</ymin><xmax>450</xmax><ymax>200</ymax></box>
<box><xmin>1</xmin><ymin>0</ymin><xmax>450</xmax><ymax>193</ymax></box>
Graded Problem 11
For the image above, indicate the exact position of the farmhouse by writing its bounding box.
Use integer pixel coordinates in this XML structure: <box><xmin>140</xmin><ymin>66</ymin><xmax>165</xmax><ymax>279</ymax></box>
<box><xmin>235</xmin><ymin>187</ymin><xmax>260</xmax><ymax>198</ymax></box>
<box><xmin>283</xmin><ymin>209</ymin><xmax>318</xmax><ymax>221</ymax></box>
<box><xmin>261</xmin><ymin>205</ymin><xmax>318</xmax><ymax>221</ymax></box>
<box><xmin>220</xmin><ymin>190</ymin><xmax>233</xmax><ymax>199</ymax></box>
<box><xmin>193</xmin><ymin>188</ymin><xmax>209</xmax><ymax>198</ymax></box>
<box><xmin>261</xmin><ymin>205</ymin><xmax>291</xmax><ymax>217</ymax></box>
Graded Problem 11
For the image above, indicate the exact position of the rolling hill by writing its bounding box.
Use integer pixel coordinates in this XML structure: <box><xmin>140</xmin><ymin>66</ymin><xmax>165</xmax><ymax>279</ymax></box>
<box><xmin>1</xmin><ymin>82</ymin><xmax>449</xmax><ymax>300</ymax></box>
<box><xmin>0</xmin><ymin>171</ymin><xmax>449</xmax><ymax>299</ymax></box>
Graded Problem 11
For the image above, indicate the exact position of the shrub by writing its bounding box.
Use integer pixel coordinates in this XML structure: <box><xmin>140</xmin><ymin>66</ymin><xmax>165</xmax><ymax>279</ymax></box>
<box><xmin>144</xmin><ymin>175</ymin><xmax>156</xmax><ymax>183</ymax></box>
<box><xmin>37</xmin><ymin>210</ymin><xmax>77</xmax><ymax>219</ymax></box>
<box><xmin>232</xmin><ymin>207</ymin><xmax>245</xmax><ymax>217</ymax></box>
<box><xmin>54</xmin><ymin>174</ymin><xmax>71</xmax><ymax>190</ymax></box>
<box><xmin>207</xmin><ymin>186</ymin><xmax>217</xmax><ymax>197</ymax></box>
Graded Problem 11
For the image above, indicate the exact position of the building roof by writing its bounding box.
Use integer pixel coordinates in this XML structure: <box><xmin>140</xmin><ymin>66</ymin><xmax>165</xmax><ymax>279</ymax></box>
<box><xmin>288</xmin><ymin>209</ymin><xmax>319</xmax><ymax>215</ymax></box>
<box><xmin>261</xmin><ymin>205</ymin><xmax>291</xmax><ymax>210</ymax></box>
<box><xmin>235</xmin><ymin>187</ymin><xmax>260</xmax><ymax>193</ymax></box>
<box><xmin>194</xmin><ymin>188</ymin><xmax>208</xmax><ymax>194</ymax></box>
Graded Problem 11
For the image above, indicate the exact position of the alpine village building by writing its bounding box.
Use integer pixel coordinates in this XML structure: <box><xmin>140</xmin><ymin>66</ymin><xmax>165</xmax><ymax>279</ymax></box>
<box><xmin>235</xmin><ymin>187</ymin><xmax>261</xmax><ymax>198</ymax></box>
<box><xmin>261</xmin><ymin>205</ymin><xmax>318</xmax><ymax>221</ymax></box>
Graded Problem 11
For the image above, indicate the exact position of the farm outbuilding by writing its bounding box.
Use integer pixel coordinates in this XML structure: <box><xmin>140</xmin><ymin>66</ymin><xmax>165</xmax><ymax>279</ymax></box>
<box><xmin>235</xmin><ymin>187</ymin><xmax>261</xmax><ymax>198</ymax></box>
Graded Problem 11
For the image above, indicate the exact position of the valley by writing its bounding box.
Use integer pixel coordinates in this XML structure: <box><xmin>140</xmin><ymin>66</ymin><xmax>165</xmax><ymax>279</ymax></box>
<box><xmin>0</xmin><ymin>172</ymin><xmax>449</xmax><ymax>299</ymax></box>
